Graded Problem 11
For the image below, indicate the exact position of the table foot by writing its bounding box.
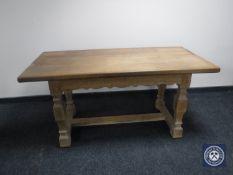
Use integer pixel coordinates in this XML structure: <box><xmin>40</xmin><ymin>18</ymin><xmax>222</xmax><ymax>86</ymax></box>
<box><xmin>170</xmin><ymin>126</ymin><xmax>183</xmax><ymax>138</ymax></box>
<box><xmin>59</xmin><ymin>130</ymin><xmax>71</xmax><ymax>147</ymax></box>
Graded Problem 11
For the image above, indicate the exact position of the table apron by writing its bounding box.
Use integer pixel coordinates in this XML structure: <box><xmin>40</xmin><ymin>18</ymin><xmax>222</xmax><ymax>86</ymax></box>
<box><xmin>49</xmin><ymin>74</ymin><xmax>191</xmax><ymax>91</ymax></box>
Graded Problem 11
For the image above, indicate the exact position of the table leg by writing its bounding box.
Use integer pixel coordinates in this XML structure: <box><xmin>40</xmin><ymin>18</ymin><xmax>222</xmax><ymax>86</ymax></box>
<box><xmin>171</xmin><ymin>74</ymin><xmax>191</xmax><ymax>138</ymax></box>
<box><xmin>64</xmin><ymin>90</ymin><xmax>76</xmax><ymax>117</ymax></box>
<box><xmin>51</xmin><ymin>90</ymin><xmax>71</xmax><ymax>147</ymax></box>
<box><xmin>155</xmin><ymin>84</ymin><xmax>166</xmax><ymax>110</ymax></box>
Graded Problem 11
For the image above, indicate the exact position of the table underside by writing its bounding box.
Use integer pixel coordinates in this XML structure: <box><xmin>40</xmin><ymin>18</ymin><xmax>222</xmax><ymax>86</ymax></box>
<box><xmin>49</xmin><ymin>73</ymin><xmax>191</xmax><ymax>147</ymax></box>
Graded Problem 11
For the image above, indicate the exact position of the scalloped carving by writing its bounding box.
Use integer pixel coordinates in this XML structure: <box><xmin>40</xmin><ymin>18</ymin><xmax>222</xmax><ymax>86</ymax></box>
<box><xmin>54</xmin><ymin>74</ymin><xmax>182</xmax><ymax>90</ymax></box>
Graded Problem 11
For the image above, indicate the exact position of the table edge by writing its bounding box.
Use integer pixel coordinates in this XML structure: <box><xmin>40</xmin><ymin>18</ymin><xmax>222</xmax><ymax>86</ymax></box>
<box><xmin>18</xmin><ymin>67</ymin><xmax>220</xmax><ymax>82</ymax></box>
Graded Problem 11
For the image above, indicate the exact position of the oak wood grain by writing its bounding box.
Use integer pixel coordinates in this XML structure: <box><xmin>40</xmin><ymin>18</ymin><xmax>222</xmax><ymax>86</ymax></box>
<box><xmin>72</xmin><ymin>113</ymin><xmax>165</xmax><ymax>127</ymax></box>
<box><xmin>18</xmin><ymin>47</ymin><xmax>220</xmax><ymax>82</ymax></box>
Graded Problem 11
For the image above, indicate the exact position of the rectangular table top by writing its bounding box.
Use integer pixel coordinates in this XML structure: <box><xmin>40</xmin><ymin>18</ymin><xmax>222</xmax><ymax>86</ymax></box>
<box><xmin>18</xmin><ymin>47</ymin><xmax>220</xmax><ymax>82</ymax></box>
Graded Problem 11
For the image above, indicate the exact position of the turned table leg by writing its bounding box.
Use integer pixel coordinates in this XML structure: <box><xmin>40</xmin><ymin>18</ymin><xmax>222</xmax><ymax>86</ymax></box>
<box><xmin>49</xmin><ymin>82</ymin><xmax>73</xmax><ymax>147</ymax></box>
<box><xmin>155</xmin><ymin>84</ymin><xmax>166</xmax><ymax>111</ymax></box>
<box><xmin>155</xmin><ymin>75</ymin><xmax>191</xmax><ymax>138</ymax></box>
<box><xmin>171</xmin><ymin>74</ymin><xmax>191</xmax><ymax>138</ymax></box>
<box><xmin>52</xmin><ymin>92</ymin><xmax>71</xmax><ymax>147</ymax></box>
<box><xmin>64</xmin><ymin>90</ymin><xmax>76</xmax><ymax>117</ymax></box>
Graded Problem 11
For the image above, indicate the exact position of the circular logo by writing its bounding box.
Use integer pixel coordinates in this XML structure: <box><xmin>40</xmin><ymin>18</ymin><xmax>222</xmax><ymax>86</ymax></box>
<box><xmin>204</xmin><ymin>146</ymin><xmax>225</xmax><ymax>166</ymax></box>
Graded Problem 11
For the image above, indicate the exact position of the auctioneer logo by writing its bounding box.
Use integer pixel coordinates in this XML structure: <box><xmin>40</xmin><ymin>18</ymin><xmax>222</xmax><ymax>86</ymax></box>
<box><xmin>203</xmin><ymin>144</ymin><xmax>226</xmax><ymax>167</ymax></box>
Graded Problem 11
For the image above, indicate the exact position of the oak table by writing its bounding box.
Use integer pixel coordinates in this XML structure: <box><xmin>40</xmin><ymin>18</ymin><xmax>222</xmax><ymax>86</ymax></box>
<box><xmin>18</xmin><ymin>47</ymin><xmax>220</xmax><ymax>147</ymax></box>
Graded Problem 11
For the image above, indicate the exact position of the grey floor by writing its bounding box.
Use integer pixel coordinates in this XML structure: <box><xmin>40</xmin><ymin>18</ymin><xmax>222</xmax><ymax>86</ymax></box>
<box><xmin>0</xmin><ymin>88</ymin><xmax>233</xmax><ymax>175</ymax></box>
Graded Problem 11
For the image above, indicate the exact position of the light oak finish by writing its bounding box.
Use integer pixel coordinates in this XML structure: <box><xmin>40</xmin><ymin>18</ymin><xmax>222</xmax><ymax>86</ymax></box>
<box><xmin>18</xmin><ymin>47</ymin><xmax>219</xmax><ymax>82</ymax></box>
<box><xmin>72</xmin><ymin>113</ymin><xmax>165</xmax><ymax>127</ymax></box>
<box><xmin>18</xmin><ymin>47</ymin><xmax>220</xmax><ymax>147</ymax></box>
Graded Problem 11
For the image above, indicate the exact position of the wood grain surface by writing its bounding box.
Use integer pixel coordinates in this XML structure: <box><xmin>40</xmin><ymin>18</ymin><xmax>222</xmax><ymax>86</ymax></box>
<box><xmin>18</xmin><ymin>47</ymin><xmax>220</xmax><ymax>82</ymax></box>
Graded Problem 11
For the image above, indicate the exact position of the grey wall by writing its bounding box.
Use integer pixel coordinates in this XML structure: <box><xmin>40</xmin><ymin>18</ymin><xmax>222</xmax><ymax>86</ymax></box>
<box><xmin>0</xmin><ymin>0</ymin><xmax>233</xmax><ymax>97</ymax></box>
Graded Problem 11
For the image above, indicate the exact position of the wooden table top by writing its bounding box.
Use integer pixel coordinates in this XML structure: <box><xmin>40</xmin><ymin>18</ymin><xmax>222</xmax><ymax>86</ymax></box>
<box><xmin>18</xmin><ymin>47</ymin><xmax>220</xmax><ymax>82</ymax></box>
